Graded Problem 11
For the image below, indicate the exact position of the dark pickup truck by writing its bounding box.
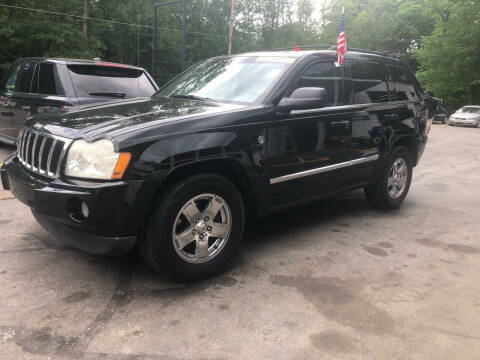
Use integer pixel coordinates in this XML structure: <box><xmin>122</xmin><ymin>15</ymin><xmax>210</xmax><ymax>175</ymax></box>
<box><xmin>0</xmin><ymin>58</ymin><xmax>158</xmax><ymax>145</ymax></box>
<box><xmin>1</xmin><ymin>49</ymin><xmax>428</xmax><ymax>280</ymax></box>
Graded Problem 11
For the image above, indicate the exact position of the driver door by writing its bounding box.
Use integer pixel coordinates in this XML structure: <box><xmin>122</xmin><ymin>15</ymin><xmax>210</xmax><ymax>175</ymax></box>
<box><xmin>265</xmin><ymin>60</ymin><xmax>354</xmax><ymax>209</ymax></box>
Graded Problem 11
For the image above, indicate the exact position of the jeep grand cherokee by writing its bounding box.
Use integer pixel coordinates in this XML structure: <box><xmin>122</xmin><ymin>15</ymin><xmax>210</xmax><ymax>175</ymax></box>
<box><xmin>1</xmin><ymin>49</ymin><xmax>428</xmax><ymax>280</ymax></box>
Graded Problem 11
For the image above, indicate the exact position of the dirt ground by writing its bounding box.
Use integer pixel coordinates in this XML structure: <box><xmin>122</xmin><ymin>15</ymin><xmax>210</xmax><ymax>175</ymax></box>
<box><xmin>0</xmin><ymin>124</ymin><xmax>479</xmax><ymax>360</ymax></box>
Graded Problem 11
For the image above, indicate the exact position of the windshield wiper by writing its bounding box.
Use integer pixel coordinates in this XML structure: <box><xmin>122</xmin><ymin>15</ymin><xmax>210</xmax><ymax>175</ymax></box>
<box><xmin>169</xmin><ymin>94</ymin><xmax>215</xmax><ymax>102</ymax></box>
<box><xmin>89</xmin><ymin>92</ymin><xmax>126</xmax><ymax>98</ymax></box>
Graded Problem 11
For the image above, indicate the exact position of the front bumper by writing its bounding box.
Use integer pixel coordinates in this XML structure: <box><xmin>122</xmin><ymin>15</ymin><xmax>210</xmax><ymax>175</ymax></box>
<box><xmin>449</xmin><ymin>119</ymin><xmax>479</xmax><ymax>127</ymax></box>
<box><xmin>1</xmin><ymin>156</ymin><xmax>157</xmax><ymax>254</ymax></box>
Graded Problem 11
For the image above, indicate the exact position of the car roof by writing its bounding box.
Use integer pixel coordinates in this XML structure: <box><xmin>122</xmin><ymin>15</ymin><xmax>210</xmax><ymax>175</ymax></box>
<box><xmin>16</xmin><ymin>57</ymin><xmax>145</xmax><ymax>70</ymax></box>
<box><xmin>462</xmin><ymin>105</ymin><xmax>480</xmax><ymax>108</ymax></box>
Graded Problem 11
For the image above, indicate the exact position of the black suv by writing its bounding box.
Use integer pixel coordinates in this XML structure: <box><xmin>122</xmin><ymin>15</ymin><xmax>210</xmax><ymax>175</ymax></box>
<box><xmin>0</xmin><ymin>58</ymin><xmax>158</xmax><ymax>145</ymax></box>
<box><xmin>1</xmin><ymin>50</ymin><xmax>427</xmax><ymax>280</ymax></box>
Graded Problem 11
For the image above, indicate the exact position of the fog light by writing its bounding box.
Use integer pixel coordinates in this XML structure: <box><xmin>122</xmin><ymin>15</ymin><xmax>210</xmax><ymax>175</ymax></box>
<box><xmin>81</xmin><ymin>201</ymin><xmax>89</xmax><ymax>218</ymax></box>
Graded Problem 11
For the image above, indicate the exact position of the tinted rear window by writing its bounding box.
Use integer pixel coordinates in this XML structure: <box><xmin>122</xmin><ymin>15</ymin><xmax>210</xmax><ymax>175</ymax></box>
<box><xmin>387</xmin><ymin>65</ymin><xmax>418</xmax><ymax>102</ymax></box>
<box><xmin>67</xmin><ymin>65</ymin><xmax>156</xmax><ymax>99</ymax></box>
<box><xmin>350</xmin><ymin>61</ymin><xmax>389</xmax><ymax>104</ymax></box>
<box><xmin>38</xmin><ymin>63</ymin><xmax>57</xmax><ymax>95</ymax></box>
<box><xmin>17</xmin><ymin>61</ymin><xmax>36</xmax><ymax>93</ymax></box>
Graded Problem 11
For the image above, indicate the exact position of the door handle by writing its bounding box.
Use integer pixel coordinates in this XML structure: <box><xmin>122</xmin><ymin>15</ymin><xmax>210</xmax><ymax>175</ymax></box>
<box><xmin>331</xmin><ymin>120</ymin><xmax>350</xmax><ymax>126</ymax></box>
<box><xmin>384</xmin><ymin>114</ymin><xmax>398</xmax><ymax>120</ymax></box>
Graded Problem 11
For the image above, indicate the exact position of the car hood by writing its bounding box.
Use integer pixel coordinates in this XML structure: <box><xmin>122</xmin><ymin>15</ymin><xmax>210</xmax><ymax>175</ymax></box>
<box><xmin>25</xmin><ymin>96</ymin><xmax>247</xmax><ymax>140</ymax></box>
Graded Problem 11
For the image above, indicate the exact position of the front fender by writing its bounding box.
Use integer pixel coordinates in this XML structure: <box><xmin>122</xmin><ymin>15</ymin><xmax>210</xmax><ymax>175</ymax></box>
<box><xmin>139</xmin><ymin>132</ymin><xmax>237</xmax><ymax>164</ymax></box>
<box><xmin>126</xmin><ymin>128</ymin><xmax>268</xmax><ymax>217</ymax></box>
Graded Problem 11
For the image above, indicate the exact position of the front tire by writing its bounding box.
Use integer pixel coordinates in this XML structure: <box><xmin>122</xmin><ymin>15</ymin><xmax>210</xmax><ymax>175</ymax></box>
<box><xmin>364</xmin><ymin>146</ymin><xmax>413</xmax><ymax>210</ymax></box>
<box><xmin>139</xmin><ymin>173</ymin><xmax>245</xmax><ymax>281</ymax></box>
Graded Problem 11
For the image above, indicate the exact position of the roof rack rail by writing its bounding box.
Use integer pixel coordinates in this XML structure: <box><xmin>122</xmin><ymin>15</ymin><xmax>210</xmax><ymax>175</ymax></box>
<box><xmin>346</xmin><ymin>47</ymin><xmax>398</xmax><ymax>58</ymax></box>
<box><xmin>266</xmin><ymin>45</ymin><xmax>336</xmax><ymax>51</ymax></box>
<box><xmin>266</xmin><ymin>45</ymin><xmax>399</xmax><ymax>58</ymax></box>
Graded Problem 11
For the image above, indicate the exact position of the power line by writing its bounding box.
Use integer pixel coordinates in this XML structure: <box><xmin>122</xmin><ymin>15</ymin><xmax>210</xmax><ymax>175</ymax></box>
<box><xmin>0</xmin><ymin>3</ymin><xmax>227</xmax><ymax>38</ymax></box>
<box><xmin>0</xmin><ymin>16</ymin><xmax>154</xmax><ymax>37</ymax></box>
<box><xmin>0</xmin><ymin>15</ymin><xmax>227</xmax><ymax>53</ymax></box>
<box><xmin>0</xmin><ymin>3</ymin><xmax>153</xmax><ymax>28</ymax></box>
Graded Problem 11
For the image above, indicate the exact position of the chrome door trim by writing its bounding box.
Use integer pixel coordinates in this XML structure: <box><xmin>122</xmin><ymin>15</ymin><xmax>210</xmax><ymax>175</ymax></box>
<box><xmin>350</xmin><ymin>154</ymin><xmax>379</xmax><ymax>166</ymax></box>
<box><xmin>269</xmin><ymin>154</ymin><xmax>379</xmax><ymax>185</ymax></box>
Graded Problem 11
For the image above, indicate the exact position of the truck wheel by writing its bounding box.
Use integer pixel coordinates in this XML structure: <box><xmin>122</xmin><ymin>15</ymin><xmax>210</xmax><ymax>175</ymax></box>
<box><xmin>364</xmin><ymin>146</ymin><xmax>413</xmax><ymax>210</ymax></box>
<box><xmin>139</xmin><ymin>173</ymin><xmax>245</xmax><ymax>281</ymax></box>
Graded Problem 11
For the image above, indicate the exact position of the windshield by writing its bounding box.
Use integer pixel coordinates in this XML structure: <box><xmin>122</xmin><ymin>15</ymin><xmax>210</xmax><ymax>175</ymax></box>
<box><xmin>157</xmin><ymin>56</ymin><xmax>296</xmax><ymax>104</ymax></box>
<box><xmin>460</xmin><ymin>106</ymin><xmax>480</xmax><ymax>114</ymax></box>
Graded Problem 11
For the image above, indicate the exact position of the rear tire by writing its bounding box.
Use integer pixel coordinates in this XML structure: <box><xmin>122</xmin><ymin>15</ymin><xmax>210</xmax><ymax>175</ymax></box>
<box><xmin>139</xmin><ymin>173</ymin><xmax>245</xmax><ymax>281</ymax></box>
<box><xmin>364</xmin><ymin>146</ymin><xmax>413</xmax><ymax>210</ymax></box>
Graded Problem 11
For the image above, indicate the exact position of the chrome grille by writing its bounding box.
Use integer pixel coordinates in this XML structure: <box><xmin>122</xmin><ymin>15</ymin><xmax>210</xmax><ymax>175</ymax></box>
<box><xmin>16</xmin><ymin>128</ymin><xmax>72</xmax><ymax>178</ymax></box>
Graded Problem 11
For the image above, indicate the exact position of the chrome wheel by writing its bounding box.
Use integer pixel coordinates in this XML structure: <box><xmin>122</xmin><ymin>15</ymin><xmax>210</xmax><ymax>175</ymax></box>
<box><xmin>172</xmin><ymin>193</ymin><xmax>232</xmax><ymax>264</ymax></box>
<box><xmin>387</xmin><ymin>158</ymin><xmax>408</xmax><ymax>199</ymax></box>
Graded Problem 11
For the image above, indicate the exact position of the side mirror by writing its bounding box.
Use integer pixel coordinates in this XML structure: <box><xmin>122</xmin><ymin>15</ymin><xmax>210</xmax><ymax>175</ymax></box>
<box><xmin>278</xmin><ymin>87</ymin><xmax>327</xmax><ymax>112</ymax></box>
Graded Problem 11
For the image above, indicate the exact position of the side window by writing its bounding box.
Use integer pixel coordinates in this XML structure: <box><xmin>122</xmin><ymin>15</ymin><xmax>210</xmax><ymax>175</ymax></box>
<box><xmin>137</xmin><ymin>72</ymin><xmax>157</xmax><ymax>97</ymax></box>
<box><xmin>38</xmin><ymin>63</ymin><xmax>57</xmax><ymax>95</ymax></box>
<box><xmin>350</xmin><ymin>61</ymin><xmax>389</xmax><ymax>104</ymax></box>
<box><xmin>296</xmin><ymin>62</ymin><xmax>345</xmax><ymax>107</ymax></box>
<box><xmin>17</xmin><ymin>61</ymin><xmax>36</xmax><ymax>93</ymax></box>
<box><xmin>387</xmin><ymin>65</ymin><xmax>418</xmax><ymax>102</ymax></box>
<box><xmin>0</xmin><ymin>63</ymin><xmax>22</xmax><ymax>95</ymax></box>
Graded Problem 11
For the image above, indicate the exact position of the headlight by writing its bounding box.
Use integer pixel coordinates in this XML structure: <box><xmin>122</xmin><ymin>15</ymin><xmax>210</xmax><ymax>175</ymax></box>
<box><xmin>65</xmin><ymin>139</ymin><xmax>131</xmax><ymax>180</ymax></box>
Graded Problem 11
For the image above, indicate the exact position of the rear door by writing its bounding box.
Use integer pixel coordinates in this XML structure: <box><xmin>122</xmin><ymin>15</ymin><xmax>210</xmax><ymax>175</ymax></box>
<box><xmin>346</xmin><ymin>59</ymin><xmax>393</xmax><ymax>186</ymax></box>
<box><xmin>265</xmin><ymin>59</ymin><xmax>354</xmax><ymax>208</ymax></box>
<box><xmin>386</xmin><ymin>63</ymin><xmax>424</xmax><ymax>130</ymax></box>
<box><xmin>23</xmin><ymin>62</ymin><xmax>73</xmax><ymax>116</ymax></box>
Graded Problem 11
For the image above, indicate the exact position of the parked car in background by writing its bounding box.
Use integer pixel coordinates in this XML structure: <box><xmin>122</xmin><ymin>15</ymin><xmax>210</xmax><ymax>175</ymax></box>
<box><xmin>1</xmin><ymin>49</ymin><xmax>428</xmax><ymax>280</ymax></box>
<box><xmin>433</xmin><ymin>104</ymin><xmax>449</xmax><ymax>124</ymax></box>
<box><xmin>448</xmin><ymin>105</ymin><xmax>480</xmax><ymax>127</ymax></box>
<box><xmin>0</xmin><ymin>58</ymin><xmax>158</xmax><ymax>145</ymax></box>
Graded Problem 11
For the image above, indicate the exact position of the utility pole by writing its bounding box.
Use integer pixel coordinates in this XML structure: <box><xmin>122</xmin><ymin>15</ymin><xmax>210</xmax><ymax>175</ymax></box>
<box><xmin>228</xmin><ymin>0</ymin><xmax>235</xmax><ymax>55</ymax></box>
<box><xmin>137</xmin><ymin>14</ymin><xmax>140</xmax><ymax>66</ymax></box>
<box><xmin>82</xmin><ymin>0</ymin><xmax>90</xmax><ymax>37</ymax></box>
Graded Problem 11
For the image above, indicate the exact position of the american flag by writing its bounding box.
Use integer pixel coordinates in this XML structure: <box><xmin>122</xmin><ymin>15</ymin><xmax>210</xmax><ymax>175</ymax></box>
<box><xmin>336</xmin><ymin>7</ymin><xmax>346</xmax><ymax>65</ymax></box>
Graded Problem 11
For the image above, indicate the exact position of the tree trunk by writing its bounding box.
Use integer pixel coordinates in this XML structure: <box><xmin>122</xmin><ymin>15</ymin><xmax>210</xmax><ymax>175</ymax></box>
<box><xmin>228</xmin><ymin>0</ymin><xmax>235</xmax><ymax>55</ymax></box>
<box><xmin>82</xmin><ymin>0</ymin><xmax>90</xmax><ymax>37</ymax></box>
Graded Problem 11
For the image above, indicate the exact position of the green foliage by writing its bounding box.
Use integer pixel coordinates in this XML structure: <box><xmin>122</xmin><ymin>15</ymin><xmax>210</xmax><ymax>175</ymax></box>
<box><xmin>0</xmin><ymin>0</ymin><xmax>477</xmax><ymax>106</ymax></box>
<box><xmin>414</xmin><ymin>0</ymin><xmax>480</xmax><ymax>109</ymax></box>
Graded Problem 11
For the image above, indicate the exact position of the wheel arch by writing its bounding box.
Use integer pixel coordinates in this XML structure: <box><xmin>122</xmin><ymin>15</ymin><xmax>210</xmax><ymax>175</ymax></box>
<box><xmin>162</xmin><ymin>158</ymin><xmax>259</xmax><ymax>219</ymax></box>
<box><xmin>392</xmin><ymin>135</ymin><xmax>418</xmax><ymax>166</ymax></box>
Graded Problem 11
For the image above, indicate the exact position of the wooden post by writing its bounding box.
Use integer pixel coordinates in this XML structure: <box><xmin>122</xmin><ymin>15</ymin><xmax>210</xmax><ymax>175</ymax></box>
<box><xmin>228</xmin><ymin>0</ymin><xmax>235</xmax><ymax>55</ymax></box>
<box><xmin>82</xmin><ymin>0</ymin><xmax>90</xmax><ymax>37</ymax></box>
